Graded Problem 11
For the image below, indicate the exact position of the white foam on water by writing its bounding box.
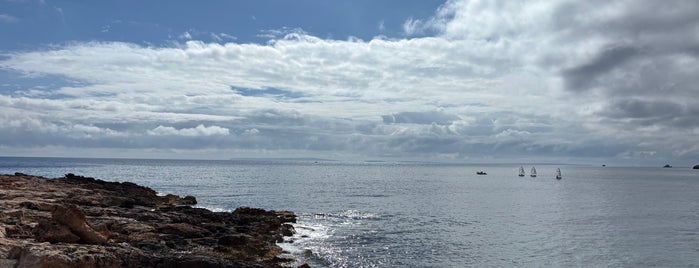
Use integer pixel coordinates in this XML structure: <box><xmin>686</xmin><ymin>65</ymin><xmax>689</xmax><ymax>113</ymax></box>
<box><xmin>193</xmin><ymin>205</ymin><xmax>230</xmax><ymax>212</ymax></box>
<box><xmin>278</xmin><ymin>210</ymin><xmax>385</xmax><ymax>267</ymax></box>
<box><xmin>279</xmin><ymin>219</ymin><xmax>336</xmax><ymax>267</ymax></box>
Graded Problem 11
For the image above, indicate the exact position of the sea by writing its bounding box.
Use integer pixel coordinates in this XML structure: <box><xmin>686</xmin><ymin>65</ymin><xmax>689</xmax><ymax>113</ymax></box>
<box><xmin>1</xmin><ymin>157</ymin><xmax>698</xmax><ymax>267</ymax></box>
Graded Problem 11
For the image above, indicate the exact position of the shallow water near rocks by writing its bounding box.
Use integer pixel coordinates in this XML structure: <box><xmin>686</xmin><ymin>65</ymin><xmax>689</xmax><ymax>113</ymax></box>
<box><xmin>2</xmin><ymin>157</ymin><xmax>698</xmax><ymax>267</ymax></box>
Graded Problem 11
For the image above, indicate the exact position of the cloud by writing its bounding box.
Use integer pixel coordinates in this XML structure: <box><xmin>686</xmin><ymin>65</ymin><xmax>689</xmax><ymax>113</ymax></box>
<box><xmin>402</xmin><ymin>17</ymin><xmax>423</xmax><ymax>36</ymax></box>
<box><xmin>207</xmin><ymin>32</ymin><xmax>238</xmax><ymax>44</ymax></box>
<box><xmin>1</xmin><ymin>0</ymin><xmax>698</xmax><ymax>164</ymax></box>
<box><xmin>147</xmin><ymin>125</ymin><xmax>230</xmax><ymax>137</ymax></box>
<box><xmin>382</xmin><ymin>111</ymin><xmax>459</xmax><ymax>125</ymax></box>
<box><xmin>242</xmin><ymin>128</ymin><xmax>259</xmax><ymax>136</ymax></box>
<box><xmin>179</xmin><ymin>31</ymin><xmax>192</xmax><ymax>40</ymax></box>
<box><xmin>0</xmin><ymin>14</ymin><xmax>18</xmax><ymax>23</ymax></box>
<box><xmin>378</xmin><ymin>20</ymin><xmax>385</xmax><ymax>32</ymax></box>
<box><xmin>562</xmin><ymin>44</ymin><xmax>642</xmax><ymax>91</ymax></box>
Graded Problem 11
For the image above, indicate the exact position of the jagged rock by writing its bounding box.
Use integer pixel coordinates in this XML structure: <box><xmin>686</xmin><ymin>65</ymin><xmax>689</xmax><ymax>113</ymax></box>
<box><xmin>218</xmin><ymin>234</ymin><xmax>251</xmax><ymax>247</ymax></box>
<box><xmin>0</xmin><ymin>173</ymin><xmax>297</xmax><ymax>267</ymax></box>
<box><xmin>51</xmin><ymin>204</ymin><xmax>108</xmax><ymax>245</ymax></box>
<box><xmin>35</xmin><ymin>219</ymin><xmax>81</xmax><ymax>244</ymax></box>
<box><xmin>157</xmin><ymin>222</ymin><xmax>212</xmax><ymax>238</ymax></box>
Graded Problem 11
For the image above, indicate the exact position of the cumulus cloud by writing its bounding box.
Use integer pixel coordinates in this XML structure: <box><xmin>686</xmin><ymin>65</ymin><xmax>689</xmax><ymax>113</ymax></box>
<box><xmin>1</xmin><ymin>0</ymin><xmax>698</xmax><ymax>164</ymax></box>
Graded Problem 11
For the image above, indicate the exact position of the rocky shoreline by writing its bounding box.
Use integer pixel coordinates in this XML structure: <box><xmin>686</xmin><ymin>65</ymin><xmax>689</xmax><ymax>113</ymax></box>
<box><xmin>0</xmin><ymin>173</ymin><xmax>303</xmax><ymax>267</ymax></box>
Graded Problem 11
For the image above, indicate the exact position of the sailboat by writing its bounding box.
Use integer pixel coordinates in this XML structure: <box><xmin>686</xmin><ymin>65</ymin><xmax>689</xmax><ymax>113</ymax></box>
<box><xmin>518</xmin><ymin>166</ymin><xmax>525</xmax><ymax>177</ymax></box>
<box><xmin>555</xmin><ymin>168</ymin><xmax>562</xmax><ymax>180</ymax></box>
<box><xmin>530</xmin><ymin>167</ymin><xmax>537</xmax><ymax>177</ymax></box>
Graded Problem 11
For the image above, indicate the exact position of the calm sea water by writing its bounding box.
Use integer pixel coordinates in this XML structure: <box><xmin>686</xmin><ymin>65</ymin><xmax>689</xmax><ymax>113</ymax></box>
<box><xmin>1</xmin><ymin>157</ymin><xmax>698</xmax><ymax>267</ymax></box>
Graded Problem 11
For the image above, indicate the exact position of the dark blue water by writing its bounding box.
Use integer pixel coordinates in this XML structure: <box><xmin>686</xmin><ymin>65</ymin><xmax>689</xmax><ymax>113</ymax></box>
<box><xmin>2</xmin><ymin>157</ymin><xmax>698</xmax><ymax>267</ymax></box>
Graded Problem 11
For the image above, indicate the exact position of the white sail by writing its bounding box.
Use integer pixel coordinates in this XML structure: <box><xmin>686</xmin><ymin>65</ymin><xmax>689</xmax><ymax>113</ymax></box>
<box><xmin>530</xmin><ymin>167</ymin><xmax>537</xmax><ymax>177</ymax></box>
<box><xmin>555</xmin><ymin>168</ymin><xmax>562</xmax><ymax>179</ymax></box>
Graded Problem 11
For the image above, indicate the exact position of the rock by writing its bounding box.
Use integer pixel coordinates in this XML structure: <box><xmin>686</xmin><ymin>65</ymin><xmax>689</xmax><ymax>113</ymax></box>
<box><xmin>0</xmin><ymin>210</ymin><xmax>23</xmax><ymax>225</ymax></box>
<box><xmin>0</xmin><ymin>173</ymin><xmax>297</xmax><ymax>267</ymax></box>
<box><xmin>277</xmin><ymin>211</ymin><xmax>297</xmax><ymax>223</ymax></box>
<box><xmin>35</xmin><ymin>219</ymin><xmax>81</xmax><ymax>243</ymax></box>
<box><xmin>0</xmin><ymin>259</ymin><xmax>18</xmax><ymax>267</ymax></box>
<box><xmin>218</xmin><ymin>234</ymin><xmax>250</xmax><ymax>247</ymax></box>
<box><xmin>51</xmin><ymin>204</ymin><xmax>108</xmax><ymax>245</ymax></box>
<box><xmin>157</xmin><ymin>223</ymin><xmax>212</xmax><ymax>238</ymax></box>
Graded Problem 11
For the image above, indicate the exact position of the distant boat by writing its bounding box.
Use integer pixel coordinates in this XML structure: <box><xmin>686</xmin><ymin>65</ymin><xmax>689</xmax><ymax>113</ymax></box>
<box><xmin>555</xmin><ymin>168</ymin><xmax>562</xmax><ymax>180</ymax></box>
<box><xmin>663</xmin><ymin>164</ymin><xmax>672</xmax><ymax>168</ymax></box>
<box><xmin>518</xmin><ymin>166</ymin><xmax>525</xmax><ymax>177</ymax></box>
<box><xmin>476</xmin><ymin>171</ymin><xmax>487</xmax><ymax>175</ymax></box>
<box><xmin>530</xmin><ymin>167</ymin><xmax>537</xmax><ymax>177</ymax></box>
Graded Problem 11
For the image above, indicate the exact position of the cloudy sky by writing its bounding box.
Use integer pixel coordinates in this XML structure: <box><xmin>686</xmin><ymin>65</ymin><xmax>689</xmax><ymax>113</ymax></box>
<box><xmin>1</xmin><ymin>0</ymin><xmax>698</xmax><ymax>165</ymax></box>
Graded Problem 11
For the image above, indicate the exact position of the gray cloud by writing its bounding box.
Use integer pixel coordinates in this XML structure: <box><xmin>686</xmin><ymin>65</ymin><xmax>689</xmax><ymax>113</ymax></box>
<box><xmin>382</xmin><ymin>111</ymin><xmax>459</xmax><ymax>125</ymax></box>
<box><xmin>599</xmin><ymin>98</ymin><xmax>699</xmax><ymax>128</ymax></box>
<box><xmin>562</xmin><ymin>44</ymin><xmax>641</xmax><ymax>92</ymax></box>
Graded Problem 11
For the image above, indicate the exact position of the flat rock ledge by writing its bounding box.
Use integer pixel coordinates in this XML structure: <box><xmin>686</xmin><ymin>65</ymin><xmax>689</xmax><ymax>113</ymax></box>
<box><xmin>0</xmin><ymin>173</ymin><xmax>301</xmax><ymax>268</ymax></box>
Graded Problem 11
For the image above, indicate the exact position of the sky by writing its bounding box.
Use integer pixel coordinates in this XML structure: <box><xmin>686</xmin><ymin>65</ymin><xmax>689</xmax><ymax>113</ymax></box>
<box><xmin>1</xmin><ymin>0</ymin><xmax>698</xmax><ymax>166</ymax></box>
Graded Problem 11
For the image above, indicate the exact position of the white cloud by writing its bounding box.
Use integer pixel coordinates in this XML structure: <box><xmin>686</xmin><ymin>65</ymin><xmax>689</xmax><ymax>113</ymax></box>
<box><xmin>243</xmin><ymin>128</ymin><xmax>259</xmax><ymax>136</ymax></box>
<box><xmin>402</xmin><ymin>17</ymin><xmax>423</xmax><ymax>36</ymax></box>
<box><xmin>180</xmin><ymin>31</ymin><xmax>192</xmax><ymax>40</ymax></box>
<box><xmin>148</xmin><ymin>125</ymin><xmax>230</xmax><ymax>137</ymax></box>
<box><xmin>209</xmin><ymin>32</ymin><xmax>237</xmax><ymax>42</ymax></box>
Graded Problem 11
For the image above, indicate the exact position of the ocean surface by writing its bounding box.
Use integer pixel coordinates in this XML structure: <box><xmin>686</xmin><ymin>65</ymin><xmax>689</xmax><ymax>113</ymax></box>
<box><xmin>1</xmin><ymin>157</ymin><xmax>698</xmax><ymax>267</ymax></box>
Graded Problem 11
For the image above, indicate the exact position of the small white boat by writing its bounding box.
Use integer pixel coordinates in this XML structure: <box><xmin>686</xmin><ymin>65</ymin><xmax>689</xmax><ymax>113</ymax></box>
<box><xmin>518</xmin><ymin>166</ymin><xmax>525</xmax><ymax>177</ymax></box>
<box><xmin>555</xmin><ymin>168</ymin><xmax>562</xmax><ymax>180</ymax></box>
<box><xmin>530</xmin><ymin>167</ymin><xmax>537</xmax><ymax>177</ymax></box>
